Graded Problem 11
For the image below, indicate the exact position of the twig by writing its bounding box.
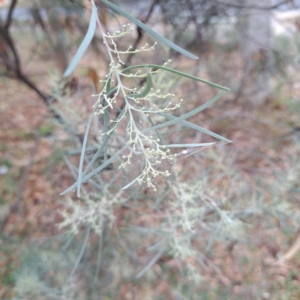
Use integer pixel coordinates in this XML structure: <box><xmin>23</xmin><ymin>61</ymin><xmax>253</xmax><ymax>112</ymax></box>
<box><xmin>125</xmin><ymin>0</ymin><xmax>160</xmax><ymax>66</ymax></box>
<box><xmin>0</xmin><ymin>2</ymin><xmax>74</xmax><ymax>127</ymax></box>
<box><xmin>216</xmin><ymin>0</ymin><xmax>295</xmax><ymax>11</ymax></box>
<box><xmin>275</xmin><ymin>233</ymin><xmax>300</xmax><ymax>265</ymax></box>
<box><xmin>4</xmin><ymin>0</ymin><xmax>17</xmax><ymax>31</ymax></box>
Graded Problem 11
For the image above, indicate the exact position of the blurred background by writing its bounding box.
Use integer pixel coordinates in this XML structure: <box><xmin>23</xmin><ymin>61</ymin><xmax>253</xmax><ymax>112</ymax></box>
<box><xmin>1</xmin><ymin>0</ymin><xmax>300</xmax><ymax>299</ymax></box>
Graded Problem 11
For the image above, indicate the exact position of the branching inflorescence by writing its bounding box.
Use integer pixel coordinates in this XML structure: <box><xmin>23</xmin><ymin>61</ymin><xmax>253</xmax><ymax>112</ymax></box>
<box><xmin>59</xmin><ymin>0</ymin><xmax>230</xmax><ymax>199</ymax></box>
<box><xmin>92</xmin><ymin>21</ymin><xmax>186</xmax><ymax>191</ymax></box>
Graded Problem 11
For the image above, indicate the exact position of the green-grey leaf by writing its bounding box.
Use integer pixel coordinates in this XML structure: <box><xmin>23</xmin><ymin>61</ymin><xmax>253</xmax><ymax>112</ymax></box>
<box><xmin>61</xmin><ymin>146</ymin><xmax>126</xmax><ymax>195</ymax></box>
<box><xmin>122</xmin><ymin>65</ymin><xmax>229</xmax><ymax>91</ymax></box>
<box><xmin>158</xmin><ymin>114</ymin><xmax>231</xmax><ymax>142</ymax></box>
<box><xmin>103</xmin><ymin>108</ymin><xmax>109</xmax><ymax>161</ymax></box>
<box><xmin>103</xmin><ymin>76</ymin><xmax>112</xmax><ymax>160</ymax></box>
<box><xmin>135</xmin><ymin>246</ymin><xmax>166</xmax><ymax>279</ymax></box>
<box><xmin>63</xmin><ymin>4</ymin><xmax>97</xmax><ymax>77</ymax></box>
<box><xmin>122</xmin><ymin>173</ymin><xmax>143</xmax><ymax>190</ymax></box>
<box><xmin>106</xmin><ymin>75</ymin><xmax>112</xmax><ymax>94</ymax></box>
<box><xmin>130</xmin><ymin>73</ymin><xmax>152</xmax><ymax>98</ymax></box>
<box><xmin>77</xmin><ymin>115</ymin><xmax>93</xmax><ymax>198</ymax></box>
<box><xmin>163</xmin><ymin>143</ymin><xmax>216</xmax><ymax>148</ymax></box>
<box><xmin>101</xmin><ymin>0</ymin><xmax>198</xmax><ymax>60</ymax></box>
<box><xmin>144</xmin><ymin>91</ymin><xmax>226</xmax><ymax>132</ymax></box>
<box><xmin>61</xmin><ymin>108</ymin><xmax>126</xmax><ymax>196</ymax></box>
<box><xmin>82</xmin><ymin>107</ymin><xmax>126</xmax><ymax>176</ymax></box>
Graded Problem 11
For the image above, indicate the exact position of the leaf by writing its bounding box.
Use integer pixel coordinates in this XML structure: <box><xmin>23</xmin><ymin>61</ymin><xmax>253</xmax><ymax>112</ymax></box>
<box><xmin>163</xmin><ymin>143</ymin><xmax>216</xmax><ymax>148</ymax></box>
<box><xmin>122</xmin><ymin>173</ymin><xmax>143</xmax><ymax>190</ymax></box>
<box><xmin>63</xmin><ymin>4</ymin><xmax>97</xmax><ymax>77</ymax></box>
<box><xmin>82</xmin><ymin>107</ymin><xmax>126</xmax><ymax>175</ymax></box>
<box><xmin>144</xmin><ymin>91</ymin><xmax>227</xmax><ymax>132</ymax></box>
<box><xmin>61</xmin><ymin>108</ymin><xmax>127</xmax><ymax>196</ymax></box>
<box><xmin>135</xmin><ymin>246</ymin><xmax>166</xmax><ymax>279</ymax></box>
<box><xmin>77</xmin><ymin>115</ymin><xmax>93</xmax><ymax>197</ymax></box>
<box><xmin>60</xmin><ymin>146</ymin><xmax>127</xmax><ymax>195</ymax></box>
<box><xmin>103</xmin><ymin>76</ymin><xmax>111</xmax><ymax>160</ymax></box>
<box><xmin>101</xmin><ymin>0</ymin><xmax>198</xmax><ymax>60</ymax></box>
<box><xmin>67</xmin><ymin>226</ymin><xmax>91</xmax><ymax>280</ymax></box>
<box><xmin>157</xmin><ymin>112</ymin><xmax>231</xmax><ymax>143</ymax></box>
<box><xmin>130</xmin><ymin>73</ymin><xmax>152</xmax><ymax>98</ymax></box>
<box><xmin>122</xmin><ymin>64</ymin><xmax>230</xmax><ymax>91</ymax></box>
<box><xmin>106</xmin><ymin>76</ymin><xmax>112</xmax><ymax>94</ymax></box>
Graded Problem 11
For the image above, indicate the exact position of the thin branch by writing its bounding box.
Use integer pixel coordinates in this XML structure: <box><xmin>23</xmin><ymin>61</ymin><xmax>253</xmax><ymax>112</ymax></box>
<box><xmin>0</xmin><ymin>24</ymin><xmax>69</xmax><ymax>125</ymax></box>
<box><xmin>216</xmin><ymin>0</ymin><xmax>295</xmax><ymax>11</ymax></box>
<box><xmin>275</xmin><ymin>233</ymin><xmax>300</xmax><ymax>266</ymax></box>
<box><xmin>125</xmin><ymin>0</ymin><xmax>160</xmax><ymax>66</ymax></box>
<box><xmin>0</xmin><ymin>26</ymin><xmax>21</xmax><ymax>70</ymax></box>
<box><xmin>186</xmin><ymin>0</ymin><xmax>204</xmax><ymax>53</ymax></box>
<box><xmin>4</xmin><ymin>0</ymin><xmax>17</xmax><ymax>31</ymax></box>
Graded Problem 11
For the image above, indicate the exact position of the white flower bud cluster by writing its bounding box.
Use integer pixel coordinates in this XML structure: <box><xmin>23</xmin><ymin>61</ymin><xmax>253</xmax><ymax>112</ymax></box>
<box><xmin>58</xmin><ymin>196</ymin><xmax>120</xmax><ymax>236</ymax></box>
<box><xmin>105</xmin><ymin>24</ymin><xmax>156</xmax><ymax>60</ymax></box>
<box><xmin>103</xmin><ymin>23</ymin><xmax>133</xmax><ymax>39</ymax></box>
<box><xmin>121</xmin><ymin>122</ymin><xmax>178</xmax><ymax>190</ymax></box>
<box><xmin>90</xmin><ymin>24</ymin><xmax>184</xmax><ymax>190</ymax></box>
<box><xmin>168</xmin><ymin>183</ymin><xmax>202</xmax><ymax>234</ymax></box>
<box><xmin>119</xmin><ymin>152</ymin><xmax>132</xmax><ymax>169</ymax></box>
<box><xmin>168</xmin><ymin>236</ymin><xmax>196</xmax><ymax>260</ymax></box>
